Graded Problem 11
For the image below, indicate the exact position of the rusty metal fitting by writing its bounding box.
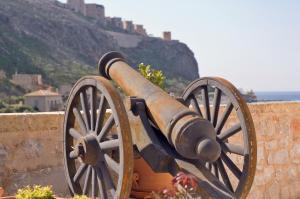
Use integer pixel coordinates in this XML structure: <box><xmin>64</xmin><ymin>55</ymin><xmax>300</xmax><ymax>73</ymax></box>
<box><xmin>98</xmin><ymin>51</ymin><xmax>125</xmax><ymax>79</ymax></box>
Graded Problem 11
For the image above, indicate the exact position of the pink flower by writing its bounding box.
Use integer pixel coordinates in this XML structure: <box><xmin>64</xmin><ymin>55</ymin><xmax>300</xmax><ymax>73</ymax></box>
<box><xmin>172</xmin><ymin>172</ymin><xmax>198</xmax><ymax>189</ymax></box>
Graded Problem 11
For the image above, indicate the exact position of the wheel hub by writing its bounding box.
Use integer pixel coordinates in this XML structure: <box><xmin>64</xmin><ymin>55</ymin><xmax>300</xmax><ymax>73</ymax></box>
<box><xmin>74</xmin><ymin>134</ymin><xmax>102</xmax><ymax>166</ymax></box>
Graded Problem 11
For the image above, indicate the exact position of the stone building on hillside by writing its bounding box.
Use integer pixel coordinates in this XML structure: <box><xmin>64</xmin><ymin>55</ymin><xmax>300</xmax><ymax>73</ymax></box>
<box><xmin>59</xmin><ymin>84</ymin><xmax>73</xmax><ymax>99</ymax></box>
<box><xmin>135</xmin><ymin>24</ymin><xmax>147</xmax><ymax>36</ymax></box>
<box><xmin>0</xmin><ymin>70</ymin><xmax>6</xmax><ymax>80</ymax></box>
<box><xmin>106</xmin><ymin>17</ymin><xmax>123</xmax><ymax>29</ymax></box>
<box><xmin>11</xmin><ymin>73</ymin><xmax>43</xmax><ymax>91</ymax></box>
<box><xmin>111</xmin><ymin>17</ymin><xmax>123</xmax><ymax>29</ymax></box>
<box><xmin>163</xmin><ymin>31</ymin><xmax>172</xmax><ymax>41</ymax></box>
<box><xmin>123</xmin><ymin>21</ymin><xmax>135</xmax><ymax>33</ymax></box>
<box><xmin>67</xmin><ymin>0</ymin><xmax>86</xmax><ymax>16</ymax></box>
<box><xmin>24</xmin><ymin>90</ymin><xmax>63</xmax><ymax>112</ymax></box>
<box><xmin>85</xmin><ymin>4</ymin><xmax>105</xmax><ymax>21</ymax></box>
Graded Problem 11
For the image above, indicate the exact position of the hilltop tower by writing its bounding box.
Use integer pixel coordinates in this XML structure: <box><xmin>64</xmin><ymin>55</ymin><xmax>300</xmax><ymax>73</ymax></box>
<box><xmin>67</xmin><ymin>0</ymin><xmax>86</xmax><ymax>16</ymax></box>
<box><xmin>86</xmin><ymin>4</ymin><xmax>105</xmax><ymax>21</ymax></box>
<box><xmin>163</xmin><ymin>31</ymin><xmax>172</xmax><ymax>41</ymax></box>
<box><xmin>123</xmin><ymin>21</ymin><xmax>135</xmax><ymax>33</ymax></box>
<box><xmin>135</xmin><ymin>25</ymin><xmax>147</xmax><ymax>36</ymax></box>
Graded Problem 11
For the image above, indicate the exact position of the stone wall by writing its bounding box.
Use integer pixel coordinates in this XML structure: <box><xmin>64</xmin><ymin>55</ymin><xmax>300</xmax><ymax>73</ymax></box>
<box><xmin>0</xmin><ymin>112</ymin><xmax>68</xmax><ymax>196</ymax></box>
<box><xmin>105</xmin><ymin>30</ymin><xmax>143</xmax><ymax>48</ymax></box>
<box><xmin>85</xmin><ymin>4</ymin><xmax>105</xmax><ymax>21</ymax></box>
<box><xmin>67</xmin><ymin>0</ymin><xmax>86</xmax><ymax>16</ymax></box>
<box><xmin>246</xmin><ymin>102</ymin><xmax>300</xmax><ymax>199</ymax></box>
<box><xmin>0</xmin><ymin>102</ymin><xmax>299</xmax><ymax>198</ymax></box>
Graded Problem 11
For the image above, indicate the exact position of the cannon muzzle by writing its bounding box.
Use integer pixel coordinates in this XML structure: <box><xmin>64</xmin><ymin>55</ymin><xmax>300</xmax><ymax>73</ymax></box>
<box><xmin>98</xmin><ymin>52</ymin><xmax>221</xmax><ymax>162</ymax></box>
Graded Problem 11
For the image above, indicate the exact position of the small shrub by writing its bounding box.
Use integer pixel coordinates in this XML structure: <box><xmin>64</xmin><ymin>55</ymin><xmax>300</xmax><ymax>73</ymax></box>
<box><xmin>138</xmin><ymin>63</ymin><xmax>166</xmax><ymax>89</ymax></box>
<box><xmin>16</xmin><ymin>185</ymin><xmax>54</xmax><ymax>199</ymax></box>
<box><xmin>71</xmin><ymin>195</ymin><xmax>89</xmax><ymax>199</ymax></box>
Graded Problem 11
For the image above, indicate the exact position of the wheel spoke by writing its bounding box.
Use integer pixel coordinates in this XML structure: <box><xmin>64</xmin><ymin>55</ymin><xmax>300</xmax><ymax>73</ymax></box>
<box><xmin>100</xmin><ymin>139</ymin><xmax>120</xmax><ymax>151</ymax></box>
<box><xmin>83</xmin><ymin>165</ymin><xmax>92</xmax><ymax>195</ymax></box>
<box><xmin>221</xmin><ymin>152</ymin><xmax>242</xmax><ymax>179</ymax></box>
<box><xmin>175</xmin><ymin>158</ymin><xmax>235</xmax><ymax>198</ymax></box>
<box><xmin>211</xmin><ymin>88</ymin><xmax>222</xmax><ymax>127</ymax></box>
<box><xmin>100</xmin><ymin>163</ymin><xmax>116</xmax><ymax>195</ymax></box>
<box><xmin>104</xmin><ymin>154</ymin><xmax>120</xmax><ymax>174</ymax></box>
<box><xmin>69</xmin><ymin>128</ymin><xmax>81</xmax><ymax>140</ymax></box>
<box><xmin>208</xmin><ymin>163</ymin><xmax>212</xmax><ymax>171</ymax></box>
<box><xmin>217</xmin><ymin>159</ymin><xmax>234</xmax><ymax>192</ymax></box>
<box><xmin>90</xmin><ymin>87</ymin><xmax>97</xmax><ymax>131</ymax></box>
<box><xmin>205</xmin><ymin>162</ymin><xmax>210</xmax><ymax>168</ymax></box>
<box><xmin>73</xmin><ymin>164</ymin><xmax>88</xmax><ymax>182</ymax></box>
<box><xmin>73</xmin><ymin>107</ymin><xmax>88</xmax><ymax>135</ymax></box>
<box><xmin>95</xmin><ymin>167</ymin><xmax>107</xmax><ymax>199</ymax></box>
<box><xmin>201</xmin><ymin>86</ymin><xmax>211</xmax><ymax>121</ymax></box>
<box><xmin>95</xmin><ymin>95</ymin><xmax>107</xmax><ymax>135</ymax></box>
<box><xmin>80</xmin><ymin>91</ymin><xmax>91</xmax><ymax>131</ymax></box>
<box><xmin>222</xmin><ymin>143</ymin><xmax>245</xmax><ymax>156</ymax></box>
<box><xmin>97</xmin><ymin>115</ymin><xmax>115</xmax><ymax>142</ymax></box>
<box><xmin>189</xmin><ymin>94</ymin><xmax>203</xmax><ymax>117</ymax></box>
<box><xmin>218</xmin><ymin>123</ymin><xmax>242</xmax><ymax>141</ymax></box>
<box><xmin>213</xmin><ymin>163</ymin><xmax>219</xmax><ymax>179</ymax></box>
<box><xmin>215</xmin><ymin>102</ymin><xmax>234</xmax><ymax>134</ymax></box>
<box><xmin>91</xmin><ymin>168</ymin><xmax>97</xmax><ymax>199</ymax></box>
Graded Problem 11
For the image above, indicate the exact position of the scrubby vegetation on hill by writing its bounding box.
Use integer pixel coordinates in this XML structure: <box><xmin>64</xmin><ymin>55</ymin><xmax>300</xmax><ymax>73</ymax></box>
<box><xmin>0</xmin><ymin>0</ymin><xmax>199</xmax><ymax>96</ymax></box>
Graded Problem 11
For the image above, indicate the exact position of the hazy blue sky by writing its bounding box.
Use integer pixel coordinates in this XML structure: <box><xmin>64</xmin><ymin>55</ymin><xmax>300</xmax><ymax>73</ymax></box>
<box><xmin>60</xmin><ymin>0</ymin><xmax>300</xmax><ymax>91</ymax></box>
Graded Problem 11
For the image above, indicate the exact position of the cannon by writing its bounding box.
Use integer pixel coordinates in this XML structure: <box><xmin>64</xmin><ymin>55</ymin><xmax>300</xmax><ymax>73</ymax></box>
<box><xmin>63</xmin><ymin>52</ymin><xmax>257</xmax><ymax>199</ymax></box>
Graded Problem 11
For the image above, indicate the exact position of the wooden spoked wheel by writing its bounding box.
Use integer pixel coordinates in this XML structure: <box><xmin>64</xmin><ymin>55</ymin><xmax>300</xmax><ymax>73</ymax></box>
<box><xmin>181</xmin><ymin>77</ymin><xmax>257</xmax><ymax>198</ymax></box>
<box><xmin>63</xmin><ymin>76</ymin><xmax>133</xmax><ymax>199</ymax></box>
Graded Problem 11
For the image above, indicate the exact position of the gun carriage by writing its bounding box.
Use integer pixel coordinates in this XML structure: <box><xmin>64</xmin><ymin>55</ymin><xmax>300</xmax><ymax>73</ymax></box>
<box><xmin>63</xmin><ymin>52</ymin><xmax>257</xmax><ymax>199</ymax></box>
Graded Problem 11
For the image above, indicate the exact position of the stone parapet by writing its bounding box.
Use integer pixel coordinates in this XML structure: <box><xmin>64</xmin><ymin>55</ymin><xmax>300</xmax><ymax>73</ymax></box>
<box><xmin>0</xmin><ymin>102</ymin><xmax>299</xmax><ymax>198</ymax></box>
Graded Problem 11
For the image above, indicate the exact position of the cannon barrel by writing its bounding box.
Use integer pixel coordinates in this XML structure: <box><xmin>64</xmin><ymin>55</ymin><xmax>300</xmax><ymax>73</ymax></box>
<box><xmin>98</xmin><ymin>52</ymin><xmax>221</xmax><ymax>162</ymax></box>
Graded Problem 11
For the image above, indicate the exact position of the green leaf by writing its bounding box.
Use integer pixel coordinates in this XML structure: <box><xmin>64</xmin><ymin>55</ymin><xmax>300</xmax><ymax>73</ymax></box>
<box><xmin>138</xmin><ymin>63</ymin><xmax>166</xmax><ymax>90</ymax></box>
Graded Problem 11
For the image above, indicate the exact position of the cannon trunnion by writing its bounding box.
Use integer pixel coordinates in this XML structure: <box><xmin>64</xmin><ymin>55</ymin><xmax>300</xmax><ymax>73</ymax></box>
<box><xmin>63</xmin><ymin>52</ymin><xmax>257</xmax><ymax>199</ymax></box>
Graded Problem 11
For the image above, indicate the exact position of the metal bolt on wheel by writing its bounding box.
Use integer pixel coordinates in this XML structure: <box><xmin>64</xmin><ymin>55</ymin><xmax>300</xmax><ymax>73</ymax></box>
<box><xmin>181</xmin><ymin>77</ymin><xmax>257</xmax><ymax>199</ymax></box>
<box><xmin>63</xmin><ymin>76</ymin><xmax>133</xmax><ymax>199</ymax></box>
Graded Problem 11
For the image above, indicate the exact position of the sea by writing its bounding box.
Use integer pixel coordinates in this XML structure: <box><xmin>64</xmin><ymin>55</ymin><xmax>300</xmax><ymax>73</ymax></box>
<box><xmin>255</xmin><ymin>91</ymin><xmax>300</xmax><ymax>102</ymax></box>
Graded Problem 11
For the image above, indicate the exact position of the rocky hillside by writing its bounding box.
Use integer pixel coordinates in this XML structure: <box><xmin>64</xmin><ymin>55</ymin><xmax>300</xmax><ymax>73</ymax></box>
<box><xmin>0</xmin><ymin>0</ymin><xmax>199</xmax><ymax>95</ymax></box>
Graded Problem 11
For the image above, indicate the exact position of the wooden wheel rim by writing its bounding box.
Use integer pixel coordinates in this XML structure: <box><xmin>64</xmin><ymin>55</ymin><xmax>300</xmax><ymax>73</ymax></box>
<box><xmin>182</xmin><ymin>77</ymin><xmax>257</xmax><ymax>198</ymax></box>
<box><xmin>63</xmin><ymin>76</ymin><xmax>133</xmax><ymax>199</ymax></box>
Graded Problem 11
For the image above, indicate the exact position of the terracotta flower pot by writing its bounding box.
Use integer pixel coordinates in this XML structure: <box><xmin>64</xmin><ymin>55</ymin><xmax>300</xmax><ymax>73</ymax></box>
<box><xmin>0</xmin><ymin>187</ymin><xmax>4</xmax><ymax>197</ymax></box>
<box><xmin>130</xmin><ymin>157</ymin><xmax>175</xmax><ymax>198</ymax></box>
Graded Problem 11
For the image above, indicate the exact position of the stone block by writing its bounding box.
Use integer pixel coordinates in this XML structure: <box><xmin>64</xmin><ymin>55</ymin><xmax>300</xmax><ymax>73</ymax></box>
<box><xmin>253</xmin><ymin>171</ymin><xmax>265</xmax><ymax>186</ymax></box>
<box><xmin>280</xmin><ymin>185</ymin><xmax>290</xmax><ymax>199</ymax></box>
<box><xmin>291</xmin><ymin>118</ymin><xmax>300</xmax><ymax>141</ymax></box>
<box><xmin>287</xmin><ymin>165</ymin><xmax>298</xmax><ymax>180</ymax></box>
<box><xmin>267</xmin><ymin>181</ymin><xmax>280</xmax><ymax>199</ymax></box>
<box><xmin>265</xmin><ymin>140</ymin><xmax>277</xmax><ymax>150</ymax></box>
<box><xmin>267</xmin><ymin>150</ymin><xmax>289</xmax><ymax>165</ymax></box>
<box><xmin>291</xmin><ymin>145</ymin><xmax>300</xmax><ymax>164</ymax></box>
<box><xmin>289</xmin><ymin>181</ymin><xmax>300</xmax><ymax>199</ymax></box>
<box><xmin>263</xmin><ymin>166</ymin><xmax>275</xmax><ymax>184</ymax></box>
<box><xmin>257</xmin><ymin>141</ymin><xmax>265</xmax><ymax>165</ymax></box>
<box><xmin>247</xmin><ymin>186</ymin><xmax>265</xmax><ymax>199</ymax></box>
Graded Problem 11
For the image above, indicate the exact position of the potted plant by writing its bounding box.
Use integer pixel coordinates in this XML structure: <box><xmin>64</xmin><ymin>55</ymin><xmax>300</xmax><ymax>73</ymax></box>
<box><xmin>146</xmin><ymin>172</ymin><xmax>202</xmax><ymax>199</ymax></box>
